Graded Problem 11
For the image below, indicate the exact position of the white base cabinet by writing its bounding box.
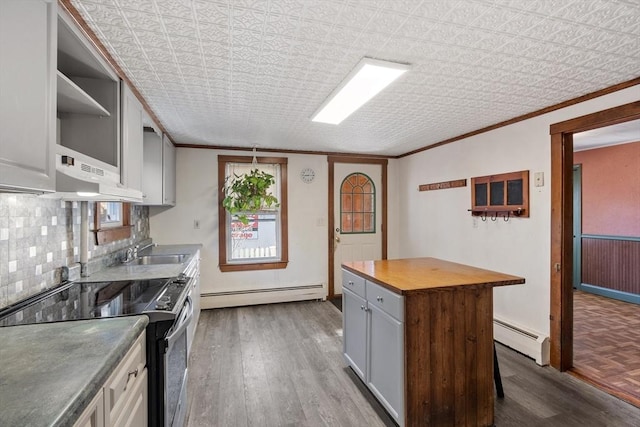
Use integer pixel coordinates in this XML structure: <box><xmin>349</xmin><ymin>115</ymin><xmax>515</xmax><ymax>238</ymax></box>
<box><xmin>342</xmin><ymin>287</ymin><xmax>367</xmax><ymax>380</ymax></box>
<box><xmin>187</xmin><ymin>251</ymin><xmax>201</xmax><ymax>356</ymax></box>
<box><xmin>74</xmin><ymin>389</ymin><xmax>104</xmax><ymax>427</ymax></box>
<box><xmin>368</xmin><ymin>303</ymin><xmax>404</xmax><ymax>421</ymax></box>
<box><xmin>342</xmin><ymin>269</ymin><xmax>404</xmax><ymax>426</ymax></box>
<box><xmin>74</xmin><ymin>331</ymin><xmax>147</xmax><ymax>427</ymax></box>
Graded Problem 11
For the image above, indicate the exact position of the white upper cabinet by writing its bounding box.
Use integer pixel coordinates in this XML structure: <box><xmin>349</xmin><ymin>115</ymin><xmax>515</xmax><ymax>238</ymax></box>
<box><xmin>162</xmin><ymin>134</ymin><xmax>176</xmax><ymax>206</ymax></box>
<box><xmin>0</xmin><ymin>0</ymin><xmax>56</xmax><ymax>193</ymax></box>
<box><xmin>142</xmin><ymin>129</ymin><xmax>163</xmax><ymax>204</ymax></box>
<box><xmin>121</xmin><ymin>83</ymin><xmax>144</xmax><ymax>193</ymax></box>
<box><xmin>142</xmin><ymin>131</ymin><xmax>176</xmax><ymax>206</ymax></box>
<box><xmin>56</xmin><ymin>8</ymin><xmax>121</xmax><ymax>180</ymax></box>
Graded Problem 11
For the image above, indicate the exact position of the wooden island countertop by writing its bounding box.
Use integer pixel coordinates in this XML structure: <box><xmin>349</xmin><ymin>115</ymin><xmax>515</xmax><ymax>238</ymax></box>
<box><xmin>343</xmin><ymin>257</ymin><xmax>525</xmax><ymax>295</ymax></box>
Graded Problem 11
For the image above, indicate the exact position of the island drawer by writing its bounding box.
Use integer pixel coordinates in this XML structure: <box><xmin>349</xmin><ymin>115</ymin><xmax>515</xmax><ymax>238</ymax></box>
<box><xmin>366</xmin><ymin>281</ymin><xmax>404</xmax><ymax>321</ymax></box>
<box><xmin>342</xmin><ymin>269</ymin><xmax>366</xmax><ymax>298</ymax></box>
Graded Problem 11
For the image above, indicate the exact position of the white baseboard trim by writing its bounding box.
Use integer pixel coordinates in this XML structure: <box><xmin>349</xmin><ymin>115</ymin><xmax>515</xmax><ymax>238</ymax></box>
<box><xmin>494</xmin><ymin>316</ymin><xmax>550</xmax><ymax>366</ymax></box>
<box><xmin>201</xmin><ymin>283</ymin><xmax>326</xmax><ymax>309</ymax></box>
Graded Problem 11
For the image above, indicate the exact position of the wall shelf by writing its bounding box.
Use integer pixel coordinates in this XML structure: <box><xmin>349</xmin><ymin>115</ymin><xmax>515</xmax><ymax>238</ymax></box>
<box><xmin>57</xmin><ymin>71</ymin><xmax>110</xmax><ymax>116</ymax></box>
<box><xmin>471</xmin><ymin>170</ymin><xmax>529</xmax><ymax>218</ymax></box>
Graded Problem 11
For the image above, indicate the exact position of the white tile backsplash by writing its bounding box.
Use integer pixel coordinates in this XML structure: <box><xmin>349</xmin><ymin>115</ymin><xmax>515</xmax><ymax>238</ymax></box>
<box><xmin>0</xmin><ymin>194</ymin><xmax>150</xmax><ymax>309</ymax></box>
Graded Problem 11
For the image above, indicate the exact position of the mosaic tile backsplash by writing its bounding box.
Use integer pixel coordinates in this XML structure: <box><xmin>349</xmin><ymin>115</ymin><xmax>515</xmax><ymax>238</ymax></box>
<box><xmin>0</xmin><ymin>194</ymin><xmax>150</xmax><ymax>310</ymax></box>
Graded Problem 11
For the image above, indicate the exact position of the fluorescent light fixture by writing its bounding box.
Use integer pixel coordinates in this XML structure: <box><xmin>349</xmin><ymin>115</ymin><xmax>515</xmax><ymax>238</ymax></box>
<box><xmin>312</xmin><ymin>57</ymin><xmax>410</xmax><ymax>125</ymax></box>
<box><xmin>76</xmin><ymin>192</ymin><xmax>99</xmax><ymax>197</ymax></box>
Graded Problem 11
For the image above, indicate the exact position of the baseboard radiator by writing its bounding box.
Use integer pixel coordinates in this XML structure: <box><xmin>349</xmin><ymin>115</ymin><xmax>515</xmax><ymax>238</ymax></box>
<box><xmin>494</xmin><ymin>316</ymin><xmax>550</xmax><ymax>366</ymax></box>
<box><xmin>201</xmin><ymin>283</ymin><xmax>326</xmax><ymax>309</ymax></box>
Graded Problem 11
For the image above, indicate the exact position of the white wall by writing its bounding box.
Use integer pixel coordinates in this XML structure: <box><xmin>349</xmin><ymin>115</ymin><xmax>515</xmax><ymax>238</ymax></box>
<box><xmin>394</xmin><ymin>86</ymin><xmax>639</xmax><ymax>338</ymax></box>
<box><xmin>149</xmin><ymin>86</ymin><xmax>636</xmax><ymax>336</ymax></box>
<box><xmin>149</xmin><ymin>148</ymin><xmax>330</xmax><ymax>301</ymax></box>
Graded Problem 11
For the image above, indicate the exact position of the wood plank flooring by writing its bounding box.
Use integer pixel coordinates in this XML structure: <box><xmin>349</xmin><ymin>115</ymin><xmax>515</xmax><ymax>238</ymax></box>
<box><xmin>572</xmin><ymin>290</ymin><xmax>640</xmax><ymax>407</ymax></box>
<box><xmin>186</xmin><ymin>301</ymin><xmax>640</xmax><ymax>426</ymax></box>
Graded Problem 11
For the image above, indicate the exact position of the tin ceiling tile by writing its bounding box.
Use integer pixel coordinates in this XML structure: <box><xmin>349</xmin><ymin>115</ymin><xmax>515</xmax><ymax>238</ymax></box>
<box><xmin>71</xmin><ymin>0</ymin><xmax>640</xmax><ymax>155</ymax></box>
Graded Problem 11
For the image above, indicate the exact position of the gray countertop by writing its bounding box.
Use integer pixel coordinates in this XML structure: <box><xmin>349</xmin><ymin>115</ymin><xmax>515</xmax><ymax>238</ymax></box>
<box><xmin>0</xmin><ymin>316</ymin><xmax>149</xmax><ymax>427</ymax></box>
<box><xmin>75</xmin><ymin>244</ymin><xmax>202</xmax><ymax>282</ymax></box>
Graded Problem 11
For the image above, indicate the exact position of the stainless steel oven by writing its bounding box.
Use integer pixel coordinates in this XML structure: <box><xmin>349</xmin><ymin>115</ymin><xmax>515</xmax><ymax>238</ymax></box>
<box><xmin>164</xmin><ymin>295</ymin><xmax>192</xmax><ymax>427</ymax></box>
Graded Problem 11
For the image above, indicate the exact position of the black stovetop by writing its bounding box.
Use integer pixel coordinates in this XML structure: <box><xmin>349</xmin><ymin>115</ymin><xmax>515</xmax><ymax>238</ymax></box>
<box><xmin>0</xmin><ymin>278</ymin><xmax>172</xmax><ymax>327</ymax></box>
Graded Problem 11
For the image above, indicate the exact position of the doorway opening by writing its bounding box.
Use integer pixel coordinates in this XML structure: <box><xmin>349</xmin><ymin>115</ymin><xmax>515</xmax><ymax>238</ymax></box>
<box><xmin>549</xmin><ymin>101</ymin><xmax>640</xmax><ymax>405</ymax></box>
<box><xmin>571</xmin><ymin>123</ymin><xmax>640</xmax><ymax>406</ymax></box>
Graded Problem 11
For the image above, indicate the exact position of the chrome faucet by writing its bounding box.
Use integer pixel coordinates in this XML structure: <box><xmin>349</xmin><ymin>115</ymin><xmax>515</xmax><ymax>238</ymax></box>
<box><xmin>123</xmin><ymin>245</ymin><xmax>141</xmax><ymax>263</ymax></box>
<box><xmin>124</xmin><ymin>247</ymin><xmax>134</xmax><ymax>263</ymax></box>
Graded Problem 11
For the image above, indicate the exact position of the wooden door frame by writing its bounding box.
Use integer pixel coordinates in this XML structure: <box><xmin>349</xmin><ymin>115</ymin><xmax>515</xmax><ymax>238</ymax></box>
<box><xmin>549</xmin><ymin>101</ymin><xmax>640</xmax><ymax>371</ymax></box>
<box><xmin>327</xmin><ymin>156</ymin><xmax>388</xmax><ymax>298</ymax></box>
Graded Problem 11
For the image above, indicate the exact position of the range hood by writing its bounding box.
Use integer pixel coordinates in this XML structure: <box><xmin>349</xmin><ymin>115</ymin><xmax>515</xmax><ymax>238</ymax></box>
<box><xmin>53</xmin><ymin>171</ymin><xmax>143</xmax><ymax>202</ymax></box>
<box><xmin>41</xmin><ymin>147</ymin><xmax>143</xmax><ymax>203</ymax></box>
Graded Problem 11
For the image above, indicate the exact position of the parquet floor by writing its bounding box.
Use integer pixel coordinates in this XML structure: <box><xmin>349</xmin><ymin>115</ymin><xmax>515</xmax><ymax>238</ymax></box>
<box><xmin>572</xmin><ymin>290</ymin><xmax>640</xmax><ymax>407</ymax></box>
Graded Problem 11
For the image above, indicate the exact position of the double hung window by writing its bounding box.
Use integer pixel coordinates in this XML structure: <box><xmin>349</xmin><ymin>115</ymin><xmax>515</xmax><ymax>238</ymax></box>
<box><xmin>218</xmin><ymin>156</ymin><xmax>288</xmax><ymax>272</ymax></box>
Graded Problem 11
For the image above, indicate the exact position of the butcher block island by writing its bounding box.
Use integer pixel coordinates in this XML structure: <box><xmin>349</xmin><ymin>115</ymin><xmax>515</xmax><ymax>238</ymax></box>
<box><xmin>341</xmin><ymin>257</ymin><xmax>525</xmax><ymax>427</ymax></box>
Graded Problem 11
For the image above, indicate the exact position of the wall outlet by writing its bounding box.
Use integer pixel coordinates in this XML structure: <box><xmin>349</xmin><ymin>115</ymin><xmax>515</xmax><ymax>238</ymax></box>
<box><xmin>534</xmin><ymin>172</ymin><xmax>544</xmax><ymax>187</ymax></box>
<box><xmin>193</xmin><ymin>219</ymin><xmax>200</xmax><ymax>229</ymax></box>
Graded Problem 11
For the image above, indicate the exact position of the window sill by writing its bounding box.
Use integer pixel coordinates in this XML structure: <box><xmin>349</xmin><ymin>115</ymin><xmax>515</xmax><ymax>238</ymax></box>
<box><xmin>94</xmin><ymin>225</ymin><xmax>133</xmax><ymax>245</ymax></box>
<box><xmin>220</xmin><ymin>261</ymin><xmax>288</xmax><ymax>272</ymax></box>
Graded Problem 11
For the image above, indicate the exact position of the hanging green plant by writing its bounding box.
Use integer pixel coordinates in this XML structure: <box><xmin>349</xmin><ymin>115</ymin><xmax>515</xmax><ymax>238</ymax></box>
<box><xmin>222</xmin><ymin>168</ymin><xmax>279</xmax><ymax>225</ymax></box>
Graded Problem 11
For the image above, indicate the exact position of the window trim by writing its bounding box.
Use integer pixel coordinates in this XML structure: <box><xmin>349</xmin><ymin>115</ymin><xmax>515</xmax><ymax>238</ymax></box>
<box><xmin>94</xmin><ymin>202</ymin><xmax>132</xmax><ymax>245</ymax></box>
<box><xmin>218</xmin><ymin>155</ymin><xmax>288</xmax><ymax>272</ymax></box>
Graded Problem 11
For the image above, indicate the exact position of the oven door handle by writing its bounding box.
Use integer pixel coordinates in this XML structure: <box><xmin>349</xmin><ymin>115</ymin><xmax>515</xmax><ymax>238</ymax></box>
<box><xmin>165</xmin><ymin>296</ymin><xmax>193</xmax><ymax>349</ymax></box>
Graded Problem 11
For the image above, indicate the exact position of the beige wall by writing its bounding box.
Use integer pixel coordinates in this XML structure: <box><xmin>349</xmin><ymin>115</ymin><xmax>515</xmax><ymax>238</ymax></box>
<box><xmin>394</xmin><ymin>85</ymin><xmax>639</xmax><ymax>342</ymax></box>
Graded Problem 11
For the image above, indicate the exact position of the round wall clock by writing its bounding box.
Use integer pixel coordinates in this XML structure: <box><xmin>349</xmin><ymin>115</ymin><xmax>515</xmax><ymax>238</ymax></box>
<box><xmin>300</xmin><ymin>167</ymin><xmax>316</xmax><ymax>184</ymax></box>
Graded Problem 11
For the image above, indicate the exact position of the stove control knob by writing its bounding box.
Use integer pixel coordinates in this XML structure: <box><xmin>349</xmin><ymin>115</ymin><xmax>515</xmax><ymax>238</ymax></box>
<box><xmin>156</xmin><ymin>295</ymin><xmax>171</xmax><ymax>310</ymax></box>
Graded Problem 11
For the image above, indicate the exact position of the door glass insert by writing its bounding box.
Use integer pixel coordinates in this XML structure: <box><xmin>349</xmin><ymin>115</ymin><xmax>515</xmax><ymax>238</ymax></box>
<box><xmin>341</xmin><ymin>173</ymin><xmax>375</xmax><ymax>233</ymax></box>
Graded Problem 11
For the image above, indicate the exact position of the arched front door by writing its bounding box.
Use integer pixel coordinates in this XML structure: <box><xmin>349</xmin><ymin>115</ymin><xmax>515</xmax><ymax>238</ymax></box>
<box><xmin>328</xmin><ymin>157</ymin><xmax>387</xmax><ymax>297</ymax></box>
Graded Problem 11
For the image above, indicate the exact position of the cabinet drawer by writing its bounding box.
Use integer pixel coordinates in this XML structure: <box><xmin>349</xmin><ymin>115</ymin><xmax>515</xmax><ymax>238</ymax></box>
<box><xmin>105</xmin><ymin>333</ymin><xmax>146</xmax><ymax>425</ymax></box>
<box><xmin>112</xmin><ymin>368</ymin><xmax>148</xmax><ymax>427</ymax></box>
<box><xmin>366</xmin><ymin>281</ymin><xmax>404</xmax><ymax>321</ymax></box>
<box><xmin>342</xmin><ymin>269</ymin><xmax>366</xmax><ymax>298</ymax></box>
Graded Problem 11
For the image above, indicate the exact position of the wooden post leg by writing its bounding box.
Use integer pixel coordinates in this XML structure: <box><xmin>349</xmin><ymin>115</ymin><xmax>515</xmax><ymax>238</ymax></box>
<box><xmin>494</xmin><ymin>342</ymin><xmax>504</xmax><ymax>398</ymax></box>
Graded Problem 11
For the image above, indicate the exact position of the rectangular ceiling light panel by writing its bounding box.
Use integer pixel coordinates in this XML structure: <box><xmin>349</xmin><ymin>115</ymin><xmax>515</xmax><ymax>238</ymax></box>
<box><xmin>312</xmin><ymin>57</ymin><xmax>410</xmax><ymax>125</ymax></box>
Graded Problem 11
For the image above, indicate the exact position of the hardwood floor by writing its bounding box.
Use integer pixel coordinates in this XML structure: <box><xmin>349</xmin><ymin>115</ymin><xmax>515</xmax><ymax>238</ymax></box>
<box><xmin>572</xmin><ymin>290</ymin><xmax>640</xmax><ymax>407</ymax></box>
<box><xmin>186</xmin><ymin>301</ymin><xmax>640</xmax><ymax>426</ymax></box>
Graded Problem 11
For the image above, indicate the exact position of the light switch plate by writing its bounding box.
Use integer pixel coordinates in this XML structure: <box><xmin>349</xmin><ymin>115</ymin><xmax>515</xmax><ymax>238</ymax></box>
<box><xmin>534</xmin><ymin>172</ymin><xmax>544</xmax><ymax>187</ymax></box>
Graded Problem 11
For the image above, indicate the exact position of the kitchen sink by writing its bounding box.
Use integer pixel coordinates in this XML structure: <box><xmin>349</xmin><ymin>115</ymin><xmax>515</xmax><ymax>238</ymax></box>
<box><xmin>128</xmin><ymin>254</ymin><xmax>187</xmax><ymax>265</ymax></box>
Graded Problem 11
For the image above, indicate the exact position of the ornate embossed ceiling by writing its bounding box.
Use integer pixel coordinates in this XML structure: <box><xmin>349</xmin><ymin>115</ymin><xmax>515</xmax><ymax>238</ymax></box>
<box><xmin>70</xmin><ymin>0</ymin><xmax>640</xmax><ymax>156</ymax></box>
